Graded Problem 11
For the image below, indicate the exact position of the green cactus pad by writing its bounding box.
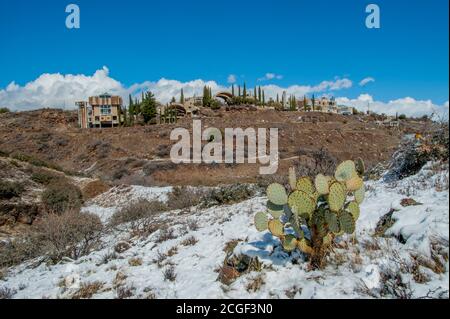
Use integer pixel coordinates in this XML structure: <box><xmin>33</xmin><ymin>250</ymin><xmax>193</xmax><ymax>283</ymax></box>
<box><xmin>296</xmin><ymin>177</ymin><xmax>315</xmax><ymax>195</ymax></box>
<box><xmin>346</xmin><ymin>176</ymin><xmax>364</xmax><ymax>192</ymax></box>
<box><xmin>339</xmin><ymin>212</ymin><xmax>355</xmax><ymax>234</ymax></box>
<box><xmin>282</xmin><ymin>235</ymin><xmax>298</xmax><ymax>252</ymax></box>
<box><xmin>315</xmin><ymin>174</ymin><xmax>330</xmax><ymax>195</ymax></box>
<box><xmin>346</xmin><ymin>201</ymin><xmax>360</xmax><ymax>221</ymax></box>
<box><xmin>267</xmin><ymin>201</ymin><xmax>284</xmax><ymax>219</ymax></box>
<box><xmin>328</xmin><ymin>182</ymin><xmax>347</xmax><ymax>212</ymax></box>
<box><xmin>254</xmin><ymin>212</ymin><xmax>268</xmax><ymax>231</ymax></box>
<box><xmin>288</xmin><ymin>190</ymin><xmax>316</xmax><ymax>216</ymax></box>
<box><xmin>288</xmin><ymin>167</ymin><xmax>297</xmax><ymax>190</ymax></box>
<box><xmin>268</xmin><ymin>219</ymin><xmax>284</xmax><ymax>237</ymax></box>
<box><xmin>297</xmin><ymin>239</ymin><xmax>313</xmax><ymax>255</ymax></box>
<box><xmin>354</xmin><ymin>184</ymin><xmax>365</xmax><ymax>204</ymax></box>
<box><xmin>266</xmin><ymin>183</ymin><xmax>288</xmax><ymax>206</ymax></box>
<box><xmin>335</xmin><ymin>160</ymin><xmax>357</xmax><ymax>182</ymax></box>
<box><xmin>355</xmin><ymin>157</ymin><xmax>365</xmax><ymax>176</ymax></box>
<box><xmin>325</xmin><ymin>210</ymin><xmax>340</xmax><ymax>233</ymax></box>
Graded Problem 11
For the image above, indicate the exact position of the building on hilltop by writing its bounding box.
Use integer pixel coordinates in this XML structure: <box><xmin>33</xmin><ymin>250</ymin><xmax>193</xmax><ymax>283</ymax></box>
<box><xmin>77</xmin><ymin>93</ymin><xmax>124</xmax><ymax>128</ymax></box>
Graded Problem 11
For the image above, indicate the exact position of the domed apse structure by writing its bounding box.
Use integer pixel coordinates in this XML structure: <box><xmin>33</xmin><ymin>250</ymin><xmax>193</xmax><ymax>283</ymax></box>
<box><xmin>215</xmin><ymin>92</ymin><xmax>233</xmax><ymax>103</ymax></box>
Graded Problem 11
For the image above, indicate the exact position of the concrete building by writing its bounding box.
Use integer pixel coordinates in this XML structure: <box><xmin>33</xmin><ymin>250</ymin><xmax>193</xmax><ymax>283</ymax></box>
<box><xmin>297</xmin><ymin>96</ymin><xmax>339</xmax><ymax>113</ymax></box>
<box><xmin>77</xmin><ymin>93</ymin><xmax>124</xmax><ymax>128</ymax></box>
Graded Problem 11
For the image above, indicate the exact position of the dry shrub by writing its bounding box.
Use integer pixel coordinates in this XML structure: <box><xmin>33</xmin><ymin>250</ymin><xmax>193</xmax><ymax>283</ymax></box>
<box><xmin>0</xmin><ymin>180</ymin><xmax>23</xmax><ymax>199</ymax></box>
<box><xmin>31</xmin><ymin>169</ymin><xmax>64</xmax><ymax>185</ymax></box>
<box><xmin>181</xmin><ymin>236</ymin><xmax>198</xmax><ymax>246</ymax></box>
<box><xmin>163</xmin><ymin>265</ymin><xmax>176</xmax><ymax>282</ymax></box>
<box><xmin>32</xmin><ymin>210</ymin><xmax>103</xmax><ymax>262</ymax></box>
<box><xmin>0</xmin><ymin>287</ymin><xmax>16</xmax><ymax>299</ymax></box>
<box><xmin>166</xmin><ymin>186</ymin><xmax>206</xmax><ymax>210</ymax></box>
<box><xmin>246</xmin><ymin>274</ymin><xmax>265</xmax><ymax>292</ymax></box>
<box><xmin>72</xmin><ymin>281</ymin><xmax>104</xmax><ymax>299</ymax></box>
<box><xmin>128</xmin><ymin>257</ymin><xmax>143</xmax><ymax>267</ymax></box>
<box><xmin>82</xmin><ymin>180</ymin><xmax>110</xmax><ymax>200</ymax></box>
<box><xmin>109</xmin><ymin>199</ymin><xmax>167</xmax><ymax>227</ymax></box>
<box><xmin>199</xmin><ymin>184</ymin><xmax>257</xmax><ymax>208</ymax></box>
<box><xmin>41</xmin><ymin>181</ymin><xmax>83</xmax><ymax>214</ymax></box>
<box><xmin>155</xmin><ymin>227</ymin><xmax>176</xmax><ymax>243</ymax></box>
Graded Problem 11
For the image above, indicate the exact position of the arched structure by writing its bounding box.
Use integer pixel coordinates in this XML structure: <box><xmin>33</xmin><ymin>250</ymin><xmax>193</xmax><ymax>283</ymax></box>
<box><xmin>215</xmin><ymin>91</ymin><xmax>233</xmax><ymax>102</ymax></box>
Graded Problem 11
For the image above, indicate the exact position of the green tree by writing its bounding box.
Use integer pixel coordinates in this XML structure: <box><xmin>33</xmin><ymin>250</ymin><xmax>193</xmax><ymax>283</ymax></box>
<box><xmin>243</xmin><ymin>82</ymin><xmax>247</xmax><ymax>98</ymax></box>
<box><xmin>141</xmin><ymin>91</ymin><xmax>157</xmax><ymax>123</ymax></box>
<box><xmin>258</xmin><ymin>86</ymin><xmax>262</xmax><ymax>103</ymax></box>
<box><xmin>232</xmin><ymin>84</ymin><xmax>235</xmax><ymax>97</ymax></box>
<box><xmin>254</xmin><ymin>87</ymin><xmax>257</xmax><ymax>101</ymax></box>
<box><xmin>180</xmin><ymin>88</ymin><xmax>185</xmax><ymax>104</ymax></box>
<box><xmin>262</xmin><ymin>90</ymin><xmax>265</xmax><ymax>105</ymax></box>
<box><xmin>238</xmin><ymin>85</ymin><xmax>241</xmax><ymax>97</ymax></box>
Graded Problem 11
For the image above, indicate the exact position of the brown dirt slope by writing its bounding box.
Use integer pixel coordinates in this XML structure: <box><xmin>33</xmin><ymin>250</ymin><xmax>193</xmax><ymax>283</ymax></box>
<box><xmin>0</xmin><ymin>108</ymin><xmax>426</xmax><ymax>186</ymax></box>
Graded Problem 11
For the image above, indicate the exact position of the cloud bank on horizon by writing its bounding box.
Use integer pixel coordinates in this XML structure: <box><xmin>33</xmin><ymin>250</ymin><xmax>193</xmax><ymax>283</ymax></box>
<box><xmin>0</xmin><ymin>67</ymin><xmax>448</xmax><ymax>119</ymax></box>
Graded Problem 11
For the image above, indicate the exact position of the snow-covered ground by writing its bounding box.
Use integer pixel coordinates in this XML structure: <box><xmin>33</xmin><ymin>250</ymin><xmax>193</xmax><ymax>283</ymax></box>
<box><xmin>1</xmin><ymin>163</ymin><xmax>448</xmax><ymax>299</ymax></box>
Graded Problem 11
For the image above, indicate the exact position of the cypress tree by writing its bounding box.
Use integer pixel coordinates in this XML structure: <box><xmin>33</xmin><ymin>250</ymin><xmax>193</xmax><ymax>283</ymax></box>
<box><xmin>262</xmin><ymin>90</ymin><xmax>265</xmax><ymax>105</ymax></box>
<box><xmin>232</xmin><ymin>84</ymin><xmax>235</xmax><ymax>97</ymax></box>
<box><xmin>238</xmin><ymin>85</ymin><xmax>241</xmax><ymax>97</ymax></box>
<box><xmin>258</xmin><ymin>86</ymin><xmax>262</xmax><ymax>102</ymax></box>
<box><xmin>243</xmin><ymin>82</ymin><xmax>247</xmax><ymax>98</ymax></box>
<box><xmin>180</xmin><ymin>88</ymin><xmax>185</xmax><ymax>104</ymax></box>
<box><xmin>254</xmin><ymin>87</ymin><xmax>257</xmax><ymax>101</ymax></box>
<box><xmin>141</xmin><ymin>91</ymin><xmax>157</xmax><ymax>123</ymax></box>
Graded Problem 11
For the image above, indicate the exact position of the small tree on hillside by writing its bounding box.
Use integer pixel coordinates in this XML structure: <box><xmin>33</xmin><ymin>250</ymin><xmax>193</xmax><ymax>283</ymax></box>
<box><xmin>141</xmin><ymin>91</ymin><xmax>157</xmax><ymax>123</ymax></box>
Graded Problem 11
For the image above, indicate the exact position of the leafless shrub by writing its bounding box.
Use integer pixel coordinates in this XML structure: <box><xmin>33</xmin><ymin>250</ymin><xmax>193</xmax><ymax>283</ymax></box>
<box><xmin>0</xmin><ymin>286</ymin><xmax>16</xmax><ymax>299</ymax></box>
<box><xmin>153</xmin><ymin>250</ymin><xmax>167</xmax><ymax>268</ymax></box>
<box><xmin>199</xmin><ymin>184</ymin><xmax>257</xmax><ymax>208</ymax></box>
<box><xmin>115</xmin><ymin>285</ymin><xmax>135</xmax><ymax>299</ymax></box>
<box><xmin>181</xmin><ymin>236</ymin><xmax>198</xmax><ymax>247</ymax></box>
<box><xmin>155</xmin><ymin>227</ymin><xmax>176</xmax><ymax>243</ymax></box>
<box><xmin>32</xmin><ymin>210</ymin><xmax>103</xmax><ymax>263</ymax></box>
<box><xmin>128</xmin><ymin>257</ymin><xmax>143</xmax><ymax>267</ymax></box>
<box><xmin>166</xmin><ymin>186</ymin><xmax>206</xmax><ymax>210</ymax></box>
<box><xmin>246</xmin><ymin>274</ymin><xmax>265</xmax><ymax>292</ymax></box>
<box><xmin>99</xmin><ymin>251</ymin><xmax>118</xmax><ymax>265</ymax></box>
<box><xmin>72</xmin><ymin>281</ymin><xmax>104</xmax><ymax>299</ymax></box>
<box><xmin>163</xmin><ymin>265</ymin><xmax>176</xmax><ymax>282</ymax></box>
<box><xmin>186</xmin><ymin>219</ymin><xmax>199</xmax><ymax>231</ymax></box>
<box><xmin>109</xmin><ymin>199</ymin><xmax>167</xmax><ymax>228</ymax></box>
<box><xmin>296</xmin><ymin>147</ymin><xmax>337</xmax><ymax>177</ymax></box>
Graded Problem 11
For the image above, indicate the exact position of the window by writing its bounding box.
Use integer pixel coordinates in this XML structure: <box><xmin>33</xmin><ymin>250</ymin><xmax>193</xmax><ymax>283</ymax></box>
<box><xmin>100</xmin><ymin>105</ymin><xmax>111</xmax><ymax>115</ymax></box>
<box><xmin>113</xmin><ymin>116</ymin><xmax>117</xmax><ymax>121</ymax></box>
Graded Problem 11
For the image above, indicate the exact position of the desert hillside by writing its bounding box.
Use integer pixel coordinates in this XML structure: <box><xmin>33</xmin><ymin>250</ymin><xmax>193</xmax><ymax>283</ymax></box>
<box><xmin>0</xmin><ymin>109</ymin><xmax>426</xmax><ymax>186</ymax></box>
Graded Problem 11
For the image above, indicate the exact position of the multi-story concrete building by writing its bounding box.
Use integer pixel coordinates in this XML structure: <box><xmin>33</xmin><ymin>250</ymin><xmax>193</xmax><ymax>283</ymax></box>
<box><xmin>297</xmin><ymin>96</ymin><xmax>339</xmax><ymax>113</ymax></box>
<box><xmin>77</xmin><ymin>93</ymin><xmax>123</xmax><ymax>128</ymax></box>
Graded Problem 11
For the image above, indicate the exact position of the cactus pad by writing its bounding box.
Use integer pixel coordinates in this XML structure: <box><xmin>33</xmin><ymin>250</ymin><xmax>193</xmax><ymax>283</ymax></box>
<box><xmin>254</xmin><ymin>212</ymin><xmax>268</xmax><ymax>231</ymax></box>
<box><xmin>282</xmin><ymin>235</ymin><xmax>298</xmax><ymax>252</ymax></box>
<box><xmin>335</xmin><ymin>160</ymin><xmax>357</xmax><ymax>182</ymax></box>
<box><xmin>297</xmin><ymin>239</ymin><xmax>313</xmax><ymax>255</ymax></box>
<box><xmin>346</xmin><ymin>176</ymin><xmax>364</xmax><ymax>192</ymax></box>
<box><xmin>289</xmin><ymin>167</ymin><xmax>297</xmax><ymax>190</ymax></box>
<box><xmin>328</xmin><ymin>182</ymin><xmax>347</xmax><ymax>212</ymax></box>
<box><xmin>346</xmin><ymin>201</ymin><xmax>360</xmax><ymax>221</ymax></box>
<box><xmin>315</xmin><ymin>174</ymin><xmax>330</xmax><ymax>195</ymax></box>
<box><xmin>354</xmin><ymin>184</ymin><xmax>365</xmax><ymax>204</ymax></box>
<box><xmin>296</xmin><ymin>177</ymin><xmax>315</xmax><ymax>195</ymax></box>
<box><xmin>339</xmin><ymin>212</ymin><xmax>355</xmax><ymax>234</ymax></box>
<box><xmin>325</xmin><ymin>210</ymin><xmax>340</xmax><ymax>233</ymax></box>
<box><xmin>268</xmin><ymin>219</ymin><xmax>284</xmax><ymax>237</ymax></box>
<box><xmin>267</xmin><ymin>183</ymin><xmax>288</xmax><ymax>206</ymax></box>
<box><xmin>267</xmin><ymin>201</ymin><xmax>284</xmax><ymax>219</ymax></box>
<box><xmin>355</xmin><ymin>157</ymin><xmax>365</xmax><ymax>176</ymax></box>
<box><xmin>288</xmin><ymin>190</ymin><xmax>316</xmax><ymax>216</ymax></box>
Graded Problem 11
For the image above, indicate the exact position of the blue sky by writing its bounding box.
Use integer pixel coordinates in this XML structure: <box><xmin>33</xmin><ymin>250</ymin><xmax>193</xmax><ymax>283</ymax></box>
<box><xmin>0</xmin><ymin>0</ymin><xmax>448</xmax><ymax>108</ymax></box>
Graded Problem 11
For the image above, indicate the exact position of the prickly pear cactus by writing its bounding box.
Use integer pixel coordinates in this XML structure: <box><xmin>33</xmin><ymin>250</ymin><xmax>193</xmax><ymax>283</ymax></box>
<box><xmin>253</xmin><ymin>159</ymin><xmax>367</xmax><ymax>269</ymax></box>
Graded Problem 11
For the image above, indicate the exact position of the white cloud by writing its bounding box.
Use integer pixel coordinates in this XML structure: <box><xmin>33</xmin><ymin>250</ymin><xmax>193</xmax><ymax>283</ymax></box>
<box><xmin>359</xmin><ymin>77</ymin><xmax>375</xmax><ymax>86</ymax></box>
<box><xmin>0</xmin><ymin>68</ymin><xmax>446</xmax><ymax>120</ymax></box>
<box><xmin>257</xmin><ymin>73</ymin><xmax>283</xmax><ymax>81</ymax></box>
<box><xmin>336</xmin><ymin>94</ymin><xmax>449</xmax><ymax>119</ymax></box>
<box><xmin>227</xmin><ymin>74</ymin><xmax>237</xmax><ymax>84</ymax></box>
